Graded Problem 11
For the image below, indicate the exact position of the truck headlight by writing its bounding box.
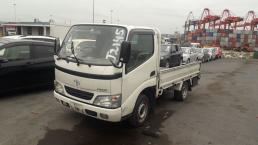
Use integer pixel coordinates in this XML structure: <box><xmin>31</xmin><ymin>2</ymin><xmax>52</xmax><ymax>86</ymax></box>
<box><xmin>93</xmin><ymin>95</ymin><xmax>121</xmax><ymax>109</ymax></box>
<box><xmin>54</xmin><ymin>80</ymin><xmax>64</xmax><ymax>94</ymax></box>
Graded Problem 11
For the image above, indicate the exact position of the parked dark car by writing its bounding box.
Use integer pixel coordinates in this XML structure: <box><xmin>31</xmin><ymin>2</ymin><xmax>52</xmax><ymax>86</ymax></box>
<box><xmin>3</xmin><ymin>35</ymin><xmax>56</xmax><ymax>43</ymax></box>
<box><xmin>201</xmin><ymin>48</ymin><xmax>210</xmax><ymax>62</ymax></box>
<box><xmin>0</xmin><ymin>38</ymin><xmax>55</xmax><ymax>93</ymax></box>
<box><xmin>160</xmin><ymin>44</ymin><xmax>183</xmax><ymax>68</ymax></box>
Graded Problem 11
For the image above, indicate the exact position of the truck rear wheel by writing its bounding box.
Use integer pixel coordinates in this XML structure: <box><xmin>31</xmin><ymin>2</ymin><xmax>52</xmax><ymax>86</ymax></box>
<box><xmin>175</xmin><ymin>82</ymin><xmax>189</xmax><ymax>101</ymax></box>
<box><xmin>129</xmin><ymin>94</ymin><xmax>150</xmax><ymax>127</ymax></box>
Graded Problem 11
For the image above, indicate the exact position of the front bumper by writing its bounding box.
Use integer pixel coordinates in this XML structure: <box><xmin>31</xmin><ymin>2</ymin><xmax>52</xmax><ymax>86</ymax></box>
<box><xmin>54</xmin><ymin>91</ymin><xmax>122</xmax><ymax>122</ymax></box>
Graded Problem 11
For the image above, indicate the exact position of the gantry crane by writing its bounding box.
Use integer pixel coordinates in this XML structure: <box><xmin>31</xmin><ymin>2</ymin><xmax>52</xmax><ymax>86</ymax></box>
<box><xmin>216</xmin><ymin>9</ymin><xmax>243</xmax><ymax>30</ymax></box>
<box><xmin>198</xmin><ymin>8</ymin><xmax>220</xmax><ymax>30</ymax></box>
<box><xmin>184</xmin><ymin>11</ymin><xmax>199</xmax><ymax>32</ymax></box>
<box><xmin>236</xmin><ymin>10</ymin><xmax>258</xmax><ymax>31</ymax></box>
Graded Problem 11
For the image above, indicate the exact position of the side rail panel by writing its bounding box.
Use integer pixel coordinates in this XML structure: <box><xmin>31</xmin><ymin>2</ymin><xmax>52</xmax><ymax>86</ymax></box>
<box><xmin>159</xmin><ymin>62</ymin><xmax>201</xmax><ymax>90</ymax></box>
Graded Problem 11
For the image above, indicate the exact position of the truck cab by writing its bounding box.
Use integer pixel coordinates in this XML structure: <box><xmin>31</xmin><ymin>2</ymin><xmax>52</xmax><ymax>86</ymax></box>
<box><xmin>54</xmin><ymin>24</ymin><xmax>201</xmax><ymax>126</ymax></box>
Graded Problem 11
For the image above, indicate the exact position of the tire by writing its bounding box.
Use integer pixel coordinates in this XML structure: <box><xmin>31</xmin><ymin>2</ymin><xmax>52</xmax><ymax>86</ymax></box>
<box><xmin>187</xmin><ymin>59</ymin><xmax>190</xmax><ymax>64</ymax></box>
<box><xmin>174</xmin><ymin>82</ymin><xmax>189</xmax><ymax>101</ymax></box>
<box><xmin>129</xmin><ymin>94</ymin><xmax>150</xmax><ymax>127</ymax></box>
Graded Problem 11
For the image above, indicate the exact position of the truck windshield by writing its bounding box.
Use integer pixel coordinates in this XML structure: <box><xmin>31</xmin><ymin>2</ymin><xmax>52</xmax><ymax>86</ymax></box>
<box><xmin>59</xmin><ymin>25</ymin><xmax>127</xmax><ymax>65</ymax></box>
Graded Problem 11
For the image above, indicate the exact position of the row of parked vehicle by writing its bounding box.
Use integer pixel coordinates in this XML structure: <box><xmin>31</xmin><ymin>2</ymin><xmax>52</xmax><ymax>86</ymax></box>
<box><xmin>160</xmin><ymin>43</ymin><xmax>222</xmax><ymax>68</ymax></box>
<box><xmin>182</xmin><ymin>46</ymin><xmax>222</xmax><ymax>63</ymax></box>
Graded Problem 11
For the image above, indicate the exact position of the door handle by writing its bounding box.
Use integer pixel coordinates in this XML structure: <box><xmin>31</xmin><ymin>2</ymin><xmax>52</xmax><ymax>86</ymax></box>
<box><xmin>150</xmin><ymin>71</ymin><xmax>155</xmax><ymax>77</ymax></box>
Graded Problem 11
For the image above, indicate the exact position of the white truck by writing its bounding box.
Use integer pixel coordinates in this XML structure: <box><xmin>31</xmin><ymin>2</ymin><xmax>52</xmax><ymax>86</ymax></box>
<box><xmin>53</xmin><ymin>24</ymin><xmax>201</xmax><ymax>127</ymax></box>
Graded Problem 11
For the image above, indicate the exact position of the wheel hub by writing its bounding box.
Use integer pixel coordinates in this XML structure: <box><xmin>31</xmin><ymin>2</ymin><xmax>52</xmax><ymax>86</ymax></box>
<box><xmin>138</xmin><ymin>102</ymin><xmax>148</xmax><ymax>122</ymax></box>
<box><xmin>182</xmin><ymin>86</ymin><xmax>188</xmax><ymax>99</ymax></box>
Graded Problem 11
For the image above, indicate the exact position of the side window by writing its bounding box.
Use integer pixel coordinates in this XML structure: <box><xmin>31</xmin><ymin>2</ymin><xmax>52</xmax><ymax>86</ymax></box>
<box><xmin>171</xmin><ymin>45</ymin><xmax>176</xmax><ymax>53</ymax></box>
<box><xmin>32</xmin><ymin>45</ymin><xmax>54</xmax><ymax>59</ymax></box>
<box><xmin>3</xmin><ymin>45</ymin><xmax>30</xmax><ymax>61</ymax></box>
<box><xmin>126</xmin><ymin>33</ymin><xmax>154</xmax><ymax>73</ymax></box>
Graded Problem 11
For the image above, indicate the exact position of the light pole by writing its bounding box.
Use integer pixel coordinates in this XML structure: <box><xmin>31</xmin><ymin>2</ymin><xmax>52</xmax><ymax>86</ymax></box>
<box><xmin>92</xmin><ymin>0</ymin><xmax>95</xmax><ymax>23</ymax></box>
<box><xmin>13</xmin><ymin>3</ymin><xmax>16</xmax><ymax>22</ymax></box>
<box><xmin>110</xmin><ymin>10</ymin><xmax>113</xmax><ymax>24</ymax></box>
<box><xmin>49</xmin><ymin>14</ymin><xmax>54</xmax><ymax>24</ymax></box>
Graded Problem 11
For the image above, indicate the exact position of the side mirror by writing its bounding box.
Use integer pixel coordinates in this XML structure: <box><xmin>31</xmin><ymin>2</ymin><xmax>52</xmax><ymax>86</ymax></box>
<box><xmin>0</xmin><ymin>57</ymin><xmax>8</xmax><ymax>63</ymax></box>
<box><xmin>54</xmin><ymin>38</ymin><xmax>61</xmax><ymax>55</ymax></box>
<box><xmin>119</xmin><ymin>41</ymin><xmax>131</xmax><ymax>64</ymax></box>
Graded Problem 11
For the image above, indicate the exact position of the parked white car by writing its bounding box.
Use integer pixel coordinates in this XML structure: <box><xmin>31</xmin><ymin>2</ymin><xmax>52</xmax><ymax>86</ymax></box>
<box><xmin>207</xmin><ymin>48</ymin><xmax>216</xmax><ymax>60</ymax></box>
<box><xmin>194</xmin><ymin>48</ymin><xmax>204</xmax><ymax>61</ymax></box>
<box><xmin>182</xmin><ymin>47</ymin><xmax>198</xmax><ymax>64</ymax></box>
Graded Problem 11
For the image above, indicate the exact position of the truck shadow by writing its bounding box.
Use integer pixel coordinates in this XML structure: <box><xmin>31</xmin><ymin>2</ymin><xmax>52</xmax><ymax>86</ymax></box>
<box><xmin>37</xmin><ymin>94</ymin><xmax>176</xmax><ymax>145</ymax></box>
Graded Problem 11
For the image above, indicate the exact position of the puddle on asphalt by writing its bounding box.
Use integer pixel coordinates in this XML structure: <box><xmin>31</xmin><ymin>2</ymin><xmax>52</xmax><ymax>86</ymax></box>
<box><xmin>37</xmin><ymin>110</ymin><xmax>174</xmax><ymax>145</ymax></box>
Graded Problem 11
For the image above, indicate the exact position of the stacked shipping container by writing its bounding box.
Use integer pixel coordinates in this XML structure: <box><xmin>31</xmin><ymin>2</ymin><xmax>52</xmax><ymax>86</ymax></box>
<box><xmin>186</xmin><ymin>29</ymin><xmax>257</xmax><ymax>51</ymax></box>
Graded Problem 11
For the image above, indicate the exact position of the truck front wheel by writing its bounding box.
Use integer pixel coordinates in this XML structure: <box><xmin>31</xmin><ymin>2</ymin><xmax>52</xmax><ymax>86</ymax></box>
<box><xmin>175</xmin><ymin>82</ymin><xmax>189</xmax><ymax>101</ymax></box>
<box><xmin>129</xmin><ymin>94</ymin><xmax>150</xmax><ymax>127</ymax></box>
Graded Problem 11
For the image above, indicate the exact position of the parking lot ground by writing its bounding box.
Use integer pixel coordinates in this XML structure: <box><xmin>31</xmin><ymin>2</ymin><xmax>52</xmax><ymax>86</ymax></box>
<box><xmin>0</xmin><ymin>58</ymin><xmax>258</xmax><ymax>145</ymax></box>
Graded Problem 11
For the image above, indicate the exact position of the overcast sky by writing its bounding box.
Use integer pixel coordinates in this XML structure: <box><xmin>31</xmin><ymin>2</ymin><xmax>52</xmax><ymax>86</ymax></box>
<box><xmin>0</xmin><ymin>0</ymin><xmax>257</xmax><ymax>33</ymax></box>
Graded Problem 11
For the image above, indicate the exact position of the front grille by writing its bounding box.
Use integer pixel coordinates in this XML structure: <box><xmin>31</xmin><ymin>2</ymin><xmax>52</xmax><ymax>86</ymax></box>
<box><xmin>65</xmin><ymin>86</ymin><xmax>94</xmax><ymax>100</ymax></box>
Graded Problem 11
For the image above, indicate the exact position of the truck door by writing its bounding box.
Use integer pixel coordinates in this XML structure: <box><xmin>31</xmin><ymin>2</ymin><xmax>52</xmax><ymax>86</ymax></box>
<box><xmin>122</xmin><ymin>30</ymin><xmax>157</xmax><ymax>111</ymax></box>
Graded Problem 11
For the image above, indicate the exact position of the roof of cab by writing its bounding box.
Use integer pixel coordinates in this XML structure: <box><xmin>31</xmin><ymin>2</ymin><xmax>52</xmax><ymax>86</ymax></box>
<box><xmin>71</xmin><ymin>23</ymin><xmax>159</xmax><ymax>33</ymax></box>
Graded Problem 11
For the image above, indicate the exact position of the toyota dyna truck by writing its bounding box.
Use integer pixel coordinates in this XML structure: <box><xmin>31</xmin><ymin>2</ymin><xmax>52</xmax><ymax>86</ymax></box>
<box><xmin>53</xmin><ymin>24</ymin><xmax>201</xmax><ymax>126</ymax></box>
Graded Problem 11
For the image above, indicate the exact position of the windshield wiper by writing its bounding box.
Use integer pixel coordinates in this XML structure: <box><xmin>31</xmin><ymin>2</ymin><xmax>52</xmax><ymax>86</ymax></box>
<box><xmin>70</xmin><ymin>41</ymin><xmax>80</xmax><ymax>66</ymax></box>
<box><xmin>108</xmin><ymin>58</ymin><xmax>123</xmax><ymax>68</ymax></box>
